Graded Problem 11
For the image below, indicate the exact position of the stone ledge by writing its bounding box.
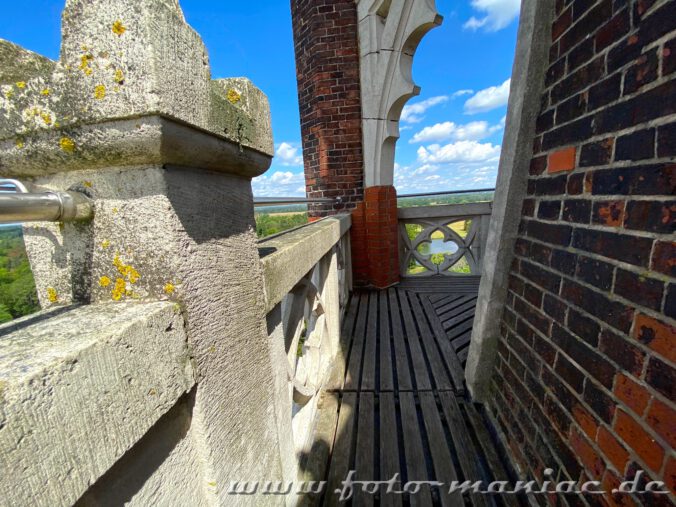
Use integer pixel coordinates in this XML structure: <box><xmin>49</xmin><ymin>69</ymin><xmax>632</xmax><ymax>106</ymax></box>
<box><xmin>0</xmin><ymin>301</ymin><xmax>195</xmax><ymax>507</ymax></box>
<box><xmin>259</xmin><ymin>214</ymin><xmax>351</xmax><ymax>312</ymax></box>
<box><xmin>0</xmin><ymin>115</ymin><xmax>272</xmax><ymax>178</ymax></box>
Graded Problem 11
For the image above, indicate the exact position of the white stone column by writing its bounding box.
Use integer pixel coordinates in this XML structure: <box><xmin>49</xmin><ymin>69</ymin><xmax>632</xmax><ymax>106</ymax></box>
<box><xmin>356</xmin><ymin>0</ymin><xmax>442</xmax><ymax>187</ymax></box>
<box><xmin>0</xmin><ymin>1</ymin><xmax>291</xmax><ymax>505</ymax></box>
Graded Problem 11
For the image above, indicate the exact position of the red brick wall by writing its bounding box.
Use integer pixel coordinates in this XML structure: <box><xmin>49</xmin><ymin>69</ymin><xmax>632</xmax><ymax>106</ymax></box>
<box><xmin>290</xmin><ymin>0</ymin><xmax>364</xmax><ymax>218</ymax></box>
<box><xmin>489</xmin><ymin>0</ymin><xmax>675</xmax><ymax>504</ymax></box>
<box><xmin>351</xmin><ymin>186</ymin><xmax>400</xmax><ymax>288</ymax></box>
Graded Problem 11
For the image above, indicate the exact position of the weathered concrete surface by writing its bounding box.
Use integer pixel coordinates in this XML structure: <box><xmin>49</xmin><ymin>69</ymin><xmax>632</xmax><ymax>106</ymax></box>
<box><xmin>76</xmin><ymin>396</ymin><xmax>209</xmax><ymax>507</ymax></box>
<box><xmin>0</xmin><ymin>39</ymin><xmax>56</xmax><ymax>84</ymax></box>
<box><xmin>0</xmin><ymin>0</ymin><xmax>273</xmax><ymax>176</ymax></box>
<box><xmin>0</xmin><ymin>301</ymin><xmax>195</xmax><ymax>507</ymax></box>
<box><xmin>259</xmin><ymin>214</ymin><xmax>351</xmax><ymax>312</ymax></box>
<box><xmin>465</xmin><ymin>0</ymin><xmax>555</xmax><ymax>402</ymax></box>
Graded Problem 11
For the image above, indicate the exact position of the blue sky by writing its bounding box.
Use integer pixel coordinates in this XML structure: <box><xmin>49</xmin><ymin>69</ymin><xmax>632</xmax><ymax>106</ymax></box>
<box><xmin>1</xmin><ymin>0</ymin><xmax>519</xmax><ymax>196</ymax></box>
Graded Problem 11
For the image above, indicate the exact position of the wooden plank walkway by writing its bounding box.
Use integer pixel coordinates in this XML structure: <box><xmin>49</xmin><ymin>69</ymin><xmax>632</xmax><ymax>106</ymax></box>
<box><xmin>301</xmin><ymin>285</ymin><xmax>525</xmax><ymax>507</ymax></box>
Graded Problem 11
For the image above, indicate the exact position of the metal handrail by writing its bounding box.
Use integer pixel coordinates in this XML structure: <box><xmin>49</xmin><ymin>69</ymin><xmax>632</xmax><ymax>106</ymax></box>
<box><xmin>0</xmin><ymin>179</ymin><xmax>93</xmax><ymax>224</ymax></box>
<box><xmin>253</xmin><ymin>197</ymin><xmax>338</xmax><ymax>207</ymax></box>
<box><xmin>397</xmin><ymin>188</ymin><xmax>495</xmax><ymax>199</ymax></box>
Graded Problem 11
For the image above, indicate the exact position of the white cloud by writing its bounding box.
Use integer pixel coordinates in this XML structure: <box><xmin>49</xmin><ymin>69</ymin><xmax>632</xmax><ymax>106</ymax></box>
<box><xmin>417</xmin><ymin>140</ymin><xmax>501</xmax><ymax>164</ymax></box>
<box><xmin>410</xmin><ymin>120</ymin><xmax>503</xmax><ymax>143</ymax></box>
<box><xmin>394</xmin><ymin>159</ymin><xmax>500</xmax><ymax>194</ymax></box>
<box><xmin>401</xmin><ymin>96</ymin><xmax>449</xmax><ymax>123</ymax></box>
<box><xmin>252</xmin><ymin>170</ymin><xmax>305</xmax><ymax>197</ymax></box>
<box><xmin>464</xmin><ymin>0</ymin><xmax>521</xmax><ymax>32</ymax></box>
<box><xmin>274</xmin><ymin>142</ymin><xmax>304</xmax><ymax>166</ymax></box>
<box><xmin>451</xmin><ymin>89</ymin><xmax>474</xmax><ymax>98</ymax></box>
<box><xmin>464</xmin><ymin>79</ymin><xmax>511</xmax><ymax>114</ymax></box>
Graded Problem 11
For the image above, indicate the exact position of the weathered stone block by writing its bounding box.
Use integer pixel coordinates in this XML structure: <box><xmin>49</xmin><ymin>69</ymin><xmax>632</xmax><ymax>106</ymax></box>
<box><xmin>0</xmin><ymin>301</ymin><xmax>195</xmax><ymax>507</ymax></box>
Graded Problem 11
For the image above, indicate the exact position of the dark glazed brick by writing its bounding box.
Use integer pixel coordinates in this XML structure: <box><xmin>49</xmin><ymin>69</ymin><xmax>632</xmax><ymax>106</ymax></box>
<box><xmin>576</xmin><ymin>256</ymin><xmax>614</xmax><ymax>291</ymax></box>
<box><xmin>551</xmin><ymin>56</ymin><xmax>606</xmax><ymax>105</ymax></box>
<box><xmin>594</xmin><ymin>81</ymin><xmax>676</xmax><ymax>135</ymax></box>
<box><xmin>608</xmin><ymin>33</ymin><xmax>644</xmax><ymax>73</ymax></box>
<box><xmin>551</xmin><ymin>249</ymin><xmax>578</xmax><ymax>276</ymax></box>
<box><xmin>583</xmin><ymin>380</ymin><xmax>616</xmax><ymax>424</ymax></box>
<box><xmin>580</xmin><ymin>138</ymin><xmax>614</xmax><ymax>167</ymax></box>
<box><xmin>542</xmin><ymin>116</ymin><xmax>594</xmax><ymax>151</ymax></box>
<box><xmin>568</xmin><ymin>38</ymin><xmax>595</xmax><ymax>71</ymax></box>
<box><xmin>573</xmin><ymin>228</ymin><xmax>653</xmax><ymax>267</ymax></box>
<box><xmin>623</xmin><ymin>48</ymin><xmax>658</xmax><ymax>95</ymax></box>
<box><xmin>651</xmin><ymin>241</ymin><xmax>676</xmax><ymax>277</ymax></box>
<box><xmin>553</xmin><ymin>324</ymin><xmax>616</xmax><ymax>388</ymax></box>
<box><xmin>587</xmin><ymin>73</ymin><xmax>622</xmax><ymax>111</ymax></box>
<box><xmin>556</xmin><ymin>93</ymin><xmax>588</xmax><ymax>125</ymax></box>
<box><xmin>538</xmin><ymin>200</ymin><xmax>562</xmax><ymax>220</ymax></box>
<box><xmin>637</xmin><ymin>1</ymin><xmax>676</xmax><ymax>46</ymax></box>
<box><xmin>624</xmin><ymin>200</ymin><xmax>676</xmax><ymax>233</ymax></box>
<box><xmin>536</xmin><ymin>109</ymin><xmax>555</xmax><ymax>133</ymax></box>
<box><xmin>530</xmin><ymin>155</ymin><xmax>548</xmax><ymax>176</ymax></box>
<box><xmin>527</xmin><ymin>220</ymin><xmax>572</xmax><ymax>247</ymax></box>
<box><xmin>615</xmin><ymin>128</ymin><xmax>655</xmax><ymax>161</ymax></box>
<box><xmin>567</xmin><ymin>172</ymin><xmax>585</xmax><ymax>194</ymax></box>
<box><xmin>562</xmin><ymin>199</ymin><xmax>591</xmax><ymax>223</ymax></box>
<box><xmin>591</xmin><ymin>164</ymin><xmax>676</xmax><ymax>196</ymax></box>
<box><xmin>546</xmin><ymin>58</ymin><xmax>567</xmax><ymax>87</ymax></box>
<box><xmin>521</xmin><ymin>260</ymin><xmax>562</xmax><ymax>293</ymax></box>
<box><xmin>567</xmin><ymin>307</ymin><xmax>601</xmax><ymax>347</ymax></box>
<box><xmin>664</xmin><ymin>37</ymin><xmax>676</xmax><ymax>76</ymax></box>
<box><xmin>544</xmin><ymin>294</ymin><xmax>567</xmax><ymax>323</ymax></box>
<box><xmin>646</xmin><ymin>357</ymin><xmax>676</xmax><ymax>400</ymax></box>
<box><xmin>657</xmin><ymin>123</ymin><xmax>676</xmax><ymax>157</ymax></box>
<box><xmin>554</xmin><ymin>355</ymin><xmax>585</xmax><ymax>393</ymax></box>
<box><xmin>535</xmin><ymin>175</ymin><xmax>569</xmax><ymax>195</ymax></box>
<box><xmin>522</xmin><ymin>198</ymin><xmax>535</xmax><ymax>217</ymax></box>
<box><xmin>561</xmin><ymin>279</ymin><xmax>634</xmax><ymax>332</ymax></box>
<box><xmin>552</xmin><ymin>7</ymin><xmax>573</xmax><ymax>40</ymax></box>
<box><xmin>599</xmin><ymin>328</ymin><xmax>645</xmax><ymax>376</ymax></box>
<box><xmin>666</xmin><ymin>284</ymin><xmax>675</xmax><ymax>320</ymax></box>
<box><xmin>561</xmin><ymin>0</ymin><xmax>612</xmax><ymax>54</ymax></box>
<box><xmin>595</xmin><ymin>7</ymin><xmax>630</xmax><ymax>51</ymax></box>
<box><xmin>614</xmin><ymin>269</ymin><xmax>664</xmax><ymax>311</ymax></box>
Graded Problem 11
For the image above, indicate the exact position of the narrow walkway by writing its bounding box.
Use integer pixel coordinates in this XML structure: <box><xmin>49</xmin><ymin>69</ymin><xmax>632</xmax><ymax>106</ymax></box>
<box><xmin>301</xmin><ymin>285</ymin><xmax>524</xmax><ymax>507</ymax></box>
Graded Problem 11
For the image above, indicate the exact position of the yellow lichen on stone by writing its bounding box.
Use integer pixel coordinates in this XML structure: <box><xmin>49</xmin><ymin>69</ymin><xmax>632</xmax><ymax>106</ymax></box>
<box><xmin>112</xmin><ymin>207</ymin><xmax>119</xmax><ymax>214</ymax></box>
<box><xmin>16</xmin><ymin>81</ymin><xmax>26</xmax><ymax>89</ymax></box>
<box><xmin>227</xmin><ymin>89</ymin><xmax>241</xmax><ymax>104</ymax></box>
<box><xmin>83</xmin><ymin>181</ymin><xmax>93</xmax><ymax>188</ymax></box>
<box><xmin>94</xmin><ymin>85</ymin><xmax>106</xmax><ymax>100</ymax></box>
<box><xmin>40</xmin><ymin>112</ymin><xmax>53</xmax><ymax>126</ymax></box>
<box><xmin>15</xmin><ymin>140</ymin><xmax>24</xmax><ymax>149</ymax></box>
<box><xmin>41</xmin><ymin>88</ymin><xmax>50</xmax><ymax>96</ymax></box>
<box><xmin>113</xmin><ymin>254</ymin><xmax>140</xmax><ymax>284</ymax></box>
<box><xmin>114</xmin><ymin>69</ymin><xmax>124</xmax><ymax>84</ymax></box>
<box><xmin>47</xmin><ymin>287</ymin><xmax>58</xmax><ymax>303</ymax></box>
<box><xmin>3</xmin><ymin>87</ymin><xmax>14</xmax><ymax>99</ymax></box>
<box><xmin>79</xmin><ymin>54</ymin><xmax>94</xmax><ymax>76</ymax></box>
<box><xmin>99</xmin><ymin>276</ymin><xmax>111</xmax><ymax>287</ymax></box>
<box><xmin>59</xmin><ymin>137</ymin><xmax>76</xmax><ymax>153</ymax></box>
<box><xmin>111</xmin><ymin>278</ymin><xmax>126</xmax><ymax>301</ymax></box>
<box><xmin>163</xmin><ymin>283</ymin><xmax>176</xmax><ymax>295</ymax></box>
<box><xmin>101</xmin><ymin>239</ymin><xmax>110</xmax><ymax>249</ymax></box>
<box><xmin>112</xmin><ymin>20</ymin><xmax>126</xmax><ymax>37</ymax></box>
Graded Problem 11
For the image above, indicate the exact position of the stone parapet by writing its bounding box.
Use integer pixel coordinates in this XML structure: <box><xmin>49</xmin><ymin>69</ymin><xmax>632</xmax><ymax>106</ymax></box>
<box><xmin>0</xmin><ymin>302</ymin><xmax>194</xmax><ymax>507</ymax></box>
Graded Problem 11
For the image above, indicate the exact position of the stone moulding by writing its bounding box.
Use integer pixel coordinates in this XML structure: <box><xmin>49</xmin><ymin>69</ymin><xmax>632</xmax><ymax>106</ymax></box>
<box><xmin>0</xmin><ymin>301</ymin><xmax>195</xmax><ymax>507</ymax></box>
<box><xmin>357</xmin><ymin>0</ymin><xmax>442</xmax><ymax>187</ymax></box>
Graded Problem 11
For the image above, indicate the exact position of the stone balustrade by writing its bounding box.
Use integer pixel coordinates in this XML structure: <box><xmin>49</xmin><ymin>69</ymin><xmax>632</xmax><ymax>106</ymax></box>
<box><xmin>259</xmin><ymin>216</ymin><xmax>351</xmax><ymax>480</ymax></box>
<box><xmin>398</xmin><ymin>202</ymin><xmax>493</xmax><ymax>277</ymax></box>
<box><xmin>0</xmin><ymin>1</ymin><xmax>345</xmax><ymax>505</ymax></box>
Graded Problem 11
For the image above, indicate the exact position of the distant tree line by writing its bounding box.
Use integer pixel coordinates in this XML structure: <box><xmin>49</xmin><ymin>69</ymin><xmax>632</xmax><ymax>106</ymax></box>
<box><xmin>255</xmin><ymin>213</ymin><xmax>308</xmax><ymax>238</ymax></box>
<box><xmin>0</xmin><ymin>227</ymin><xmax>39</xmax><ymax>323</ymax></box>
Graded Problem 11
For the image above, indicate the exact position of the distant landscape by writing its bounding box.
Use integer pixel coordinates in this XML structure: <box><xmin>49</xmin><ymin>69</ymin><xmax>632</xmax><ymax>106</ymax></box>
<box><xmin>0</xmin><ymin>193</ymin><xmax>494</xmax><ymax>323</ymax></box>
<box><xmin>0</xmin><ymin>226</ymin><xmax>39</xmax><ymax>324</ymax></box>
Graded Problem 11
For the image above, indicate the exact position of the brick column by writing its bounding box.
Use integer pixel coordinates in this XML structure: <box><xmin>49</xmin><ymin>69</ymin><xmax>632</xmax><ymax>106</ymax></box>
<box><xmin>351</xmin><ymin>186</ymin><xmax>400</xmax><ymax>288</ymax></box>
<box><xmin>291</xmin><ymin>0</ymin><xmax>400</xmax><ymax>288</ymax></box>
<box><xmin>290</xmin><ymin>0</ymin><xmax>364</xmax><ymax>217</ymax></box>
